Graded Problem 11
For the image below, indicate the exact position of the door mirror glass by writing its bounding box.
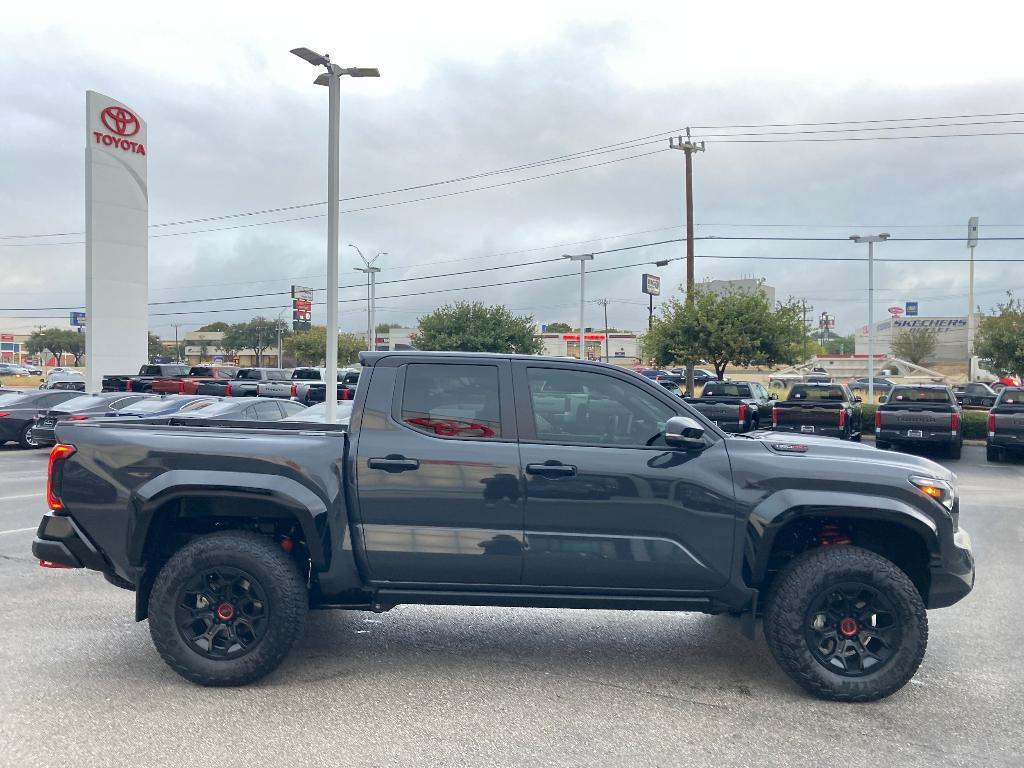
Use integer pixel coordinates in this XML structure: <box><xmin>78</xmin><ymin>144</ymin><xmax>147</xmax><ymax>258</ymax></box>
<box><xmin>878</xmin><ymin>395</ymin><xmax>887</xmax><ymax>404</ymax></box>
<box><xmin>768</xmin><ymin>393</ymin><xmax>778</xmax><ymax>401</ymax></box>
<box><xmin>854</xmin><ymin>395</ymin><xmax>863</xmax><ymax>403</ymax></box>
<box><xmin>664</xmin><ymin>415</ymin><xmax>705</xmax><ymax>450</ymax></box>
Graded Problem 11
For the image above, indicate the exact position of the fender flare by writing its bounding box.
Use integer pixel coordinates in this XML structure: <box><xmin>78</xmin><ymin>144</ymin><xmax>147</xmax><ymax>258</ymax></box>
<box><xmin>126</xmin><ymin>470</ymin><xmax>330</xmax><ymax>571</ymax></box>
<box><xmin>746</xmin><ymin>488</ymin><xmax>939</xmax><ymax>587</ymax></box>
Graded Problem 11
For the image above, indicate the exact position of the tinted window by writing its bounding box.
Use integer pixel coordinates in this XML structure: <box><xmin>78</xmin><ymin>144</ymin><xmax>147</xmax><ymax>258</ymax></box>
<box><xmin>890</xmin><ymin>388</ymin><xmax>953</xmax><ymax>403</ymax></box>
<box><xmin>401</xmin><ymin>364</ymin><xmax>501</xmax><ymax>439</ymax></box>
<box><xmin>179</xmin><ymin>399</ymin><xmax>217</xmax><ymax>412</ymax></box>
<box><xmin>527</xmin><ymin>367</ymin><xmax>674</xmax><ymax>447</ymax></box>
<box><xmin>701</xmin><ymin>383</ymin><xmax>751</xmax><ymax>397</ymax></box>
<box><xmin>53</xmin><ymin>395</ymin><xmax>108</xmax><ymax>411</ymax></box>
<box><xmin>0</xmin><ymin>393</ymin><xmax>30</xmax><ymax>407</ymax></box>
<box><xmin>265</xmin><ymin>370</ymin><xmax>290</xmax><ymax>381</ymax></box>
<box><xmin>121</xmin><ymin>398</ymin><xmax>180</xmax><ymax>414</ymax></box>
<box><xmin>183</xmin><ymin>400</ymin><xmax>243</xmax><ymax>417</ymax></box>
<box><xmin>292</xmin><ymin>369</ymin><xmax>322</xmax><ymax>381</ymax></box>
<box><xmin>189</xmin><ymin>367</ymin><xmax>213</xmax><ymax>376</ymax></box>
<box><xmin>238</xmin><ymin>369</ymin><xmax>262</xmax><ymax>380</ymax></box>
<box><xmin>789</xmin><ymin>385</ymin><xmax>846</xmax><ymax>401</ymax></box>
<box><xmin>279</xmin><ymin>401</ymin><xmax>307</xmax><ymax>416</ymax></box>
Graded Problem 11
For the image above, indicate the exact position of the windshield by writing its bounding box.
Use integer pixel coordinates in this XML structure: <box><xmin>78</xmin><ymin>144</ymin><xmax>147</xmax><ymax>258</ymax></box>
<box><xmin>175</xmin><ymin>400</ymin><xmax>239</xmax><ymax>417</ymax></box>
<box><xmin>701</xmin><ymin>384</ymin><xmax>750</xmax><ymax>397</ymax></box>
<box><xmin>120</xmin><ymin>398</ymin><xmax>184</xmax><ymax>414</ymax></box>
<box><xmin>53</xmin><ymin>395</ymin><xmax>110</xmax><ymax>411</ymax></box>
<box><xmin>890</xmin><ymin>388</ymin><xmax>952</xmax><ymax>403</ymax></box>
<box><xmin>281</xmin><ymin>401</ymin><xmax>353</xmax><ymax>423</ymax></box>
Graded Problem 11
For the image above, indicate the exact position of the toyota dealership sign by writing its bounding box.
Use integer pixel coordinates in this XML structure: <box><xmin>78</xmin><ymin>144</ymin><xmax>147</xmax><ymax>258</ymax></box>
<box><xmin>85</xmin><ymin>91</ymin><xmax>148</xmax><ymax>393</ymax></box>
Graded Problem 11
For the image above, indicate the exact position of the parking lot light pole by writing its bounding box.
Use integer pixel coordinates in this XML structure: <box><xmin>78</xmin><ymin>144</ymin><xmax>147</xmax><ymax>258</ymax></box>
<box><xmin>290</xmin><ymin>48</ymin><xmax>379</xmax><ymax>425</ymax></box>
<box><xmin>563</xmin><ymin>254</ymin><xmax>594</xmax><ymax>360</ymax></box>
<box><xmin>849</xmin><ymin>233</ymin><xmax>890</xmax><ymax>404</ymax></box>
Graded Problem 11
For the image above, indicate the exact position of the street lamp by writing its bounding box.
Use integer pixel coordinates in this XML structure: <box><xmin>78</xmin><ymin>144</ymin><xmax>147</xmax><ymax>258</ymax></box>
<box><xmin>350</xmin><ymin>245</ymin><xmax>385</xmax><ymax>353</ymax></box>
<box><xmin>850</xmin><ymin>233</ymin><xmax>890</xmax><ymax>404</ymax></box>
<box><xmin>290</xmin><ymin>47</ymin><xmax>379</xmax><ymax>425</ymax></box>
<box><xmin>562</xmin><ymin>254</ymin><xmax>594</xmax><ymax>360</ymax></box>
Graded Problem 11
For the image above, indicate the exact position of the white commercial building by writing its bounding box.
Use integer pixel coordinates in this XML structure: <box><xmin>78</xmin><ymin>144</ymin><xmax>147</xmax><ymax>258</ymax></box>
<box><xmin>535</xmin><ymin>333</ymin><xmax>641</xmax><ymax>365</ymax></box>
<box><xmin>700</xmin><ymin>278</ymin><xmax>776</xmax><ymax>306</ymax></box>
<box><xmin>854</xmin><ymin>316</ymin><xmax>969</xmax><ymax>362</ymax></box>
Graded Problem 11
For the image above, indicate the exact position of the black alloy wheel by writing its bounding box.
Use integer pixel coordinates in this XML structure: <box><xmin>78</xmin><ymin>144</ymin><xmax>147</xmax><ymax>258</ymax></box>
<box><xmin>175</xmin><ymin>566</ymin><xmax>269</xmax><ymax>660</ymax></box>
<box><xmin>18</xmin><ymin>423</ymin><xmax>40</xmax><ymax>449</ymax></box>
<box><xmin>804</xmin><ymin>582</ymin><xmax>900</xmax><ymax>677</ymax></box>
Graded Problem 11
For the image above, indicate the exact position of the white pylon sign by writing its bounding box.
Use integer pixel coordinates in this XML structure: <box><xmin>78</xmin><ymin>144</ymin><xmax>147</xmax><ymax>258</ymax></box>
<box><xmin>85</xmin><ymin>91</ymin><xmax>148</xmax><ymax>392</ymax></box>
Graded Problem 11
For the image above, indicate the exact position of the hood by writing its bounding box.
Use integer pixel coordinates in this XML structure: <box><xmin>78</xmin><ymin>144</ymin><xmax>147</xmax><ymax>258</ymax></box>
<box><xmin>737</xmin><ymin>430</ymin><xmax>954</xmax><ymax>482</ymax></box>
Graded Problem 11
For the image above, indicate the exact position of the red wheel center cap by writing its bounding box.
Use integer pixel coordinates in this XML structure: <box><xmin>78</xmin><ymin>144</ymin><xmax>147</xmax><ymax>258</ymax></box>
<box><xmin>839</xmin><ymin>617</ymin><xmax>858</xmax><ymax>637</ymax></box>
<box><xmin>216</xmin><ymin>602</ymin><xmax>235</xmax><ymax>621</ymax></box>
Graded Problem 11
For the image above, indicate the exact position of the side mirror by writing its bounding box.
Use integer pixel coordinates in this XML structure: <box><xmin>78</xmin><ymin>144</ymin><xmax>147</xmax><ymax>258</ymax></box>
<box><xmin>854</xmin><ymin>395</ymin><xmax>863</xmax><ymax>403</ymax></box>
<box><xmin>878</xmin><ymin>395</ymin><xmax>887</xmax><ymax>404</ymax></box>
<box><xmin>768</xmin><ymin>393</ymin><xmax>778</xmax><ymax>401</ymax></box>
<box><xmin>664</xmin><ymin>415</ymin><xmax>706</xmax><ymax>450</ymax></box>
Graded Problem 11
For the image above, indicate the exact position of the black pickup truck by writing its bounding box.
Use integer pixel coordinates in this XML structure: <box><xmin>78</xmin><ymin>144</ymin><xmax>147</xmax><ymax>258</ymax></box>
<box><xmin>770</xmin><ymin>383</ymin><xmax>863</xmax><ymax>440</ymax></box>
<box><xmin>953</xmin><ymin>382</ymin><xmax>998</xmax><ymax>409</ymax></box>
<box><xmin>32</xmin><ymin>351</ymin><xmax>974</xmax><ymax>702</ymax></box>
<box><xmin>986</xmin><ymin>386</ymin><xmax>1024</xmax><ymax>462</ymax></box>
<box><xmin>875</xmin><ymin>385</ymin><xmax>963</xmax><ymax>459</ymax></box>
<box><xmin>102</xmin><ymin>364</ymin><xmax>190</xmax><ymax>393</ymax></box>
<box><xmin>685</xmin><ymin>381</ymin><xmax>774</xmax><ymax>433</ymax></box>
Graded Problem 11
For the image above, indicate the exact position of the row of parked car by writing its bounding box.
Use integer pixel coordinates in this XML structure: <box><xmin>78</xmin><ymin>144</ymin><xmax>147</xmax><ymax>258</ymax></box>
<box><xmin>0</xmin><ymin>388</ymin><xmax>354</xmax><ymax>450</ymax></box>
<box><xmin>658</xmin><ymin>376</ymin><xmax>1024</xmax><ymax>463</ymax></box>
<box><xmin>101</xmin><ymin>364</ymin><xmax>360</xmax><ymax>403</ymax></box>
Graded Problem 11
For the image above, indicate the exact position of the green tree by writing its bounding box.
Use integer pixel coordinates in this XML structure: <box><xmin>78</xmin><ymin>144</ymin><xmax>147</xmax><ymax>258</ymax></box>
<box><xmin>284</xmin><ymin>327</ymin><xmax>365</xmax><ymax>366</ymax></box>
<box><xmin>543</xmin><ymin>321</ymin><xmax>573</xmax><ymax>333</ymax></box>
<box><xmin>196</xmin><ymin>322</ymin><xmax>231</xmax><ymax>333</ymax></box>
<box><xmin>415</xmin><ymin>302</ymin><xmax>543</xmax><ymax>354</ymax></box>
<box><xmin>890</xmin><ymin>326</ymin><xmax>938</xmax><ymax>364</ymax></box>
<box><xmin>643</xmin><ymin>287</ymin><xmax>805</xmax><ymax>379</ymax></box>
<box><xmin>815</xmin><ymin>333</ymin><xmax>856</xmax><ymax>356</ymax></box>
<box><xmin>222</xmin><ymin>317</ymin><xmax>287</xmax><ymax>365</ymax></box>
<box><xmin>148</xmin><ymin>332</ymin><xmax>165</xmax><ymax>360</ymax></box>
<box><xmin>974</xmin><ymin>293</ymin><xmax>1024</xmax><ymax>380</ymax></box>
<box><xmin>375</xmin><ymin>322</ymin><xmax>403</xmax><ymax>334</ymax></box>
<box><xmin>25</xmin><ymin>328</ymin><xmax>79</xmax><ymax>366</ymax></box>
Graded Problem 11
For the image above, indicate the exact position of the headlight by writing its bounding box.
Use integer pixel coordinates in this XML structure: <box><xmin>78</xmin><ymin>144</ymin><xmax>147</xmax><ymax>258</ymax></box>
<box><xmin>909</xmin><ymin>475</ymin><xmax>955</xmax><ymax>511</ymax></box>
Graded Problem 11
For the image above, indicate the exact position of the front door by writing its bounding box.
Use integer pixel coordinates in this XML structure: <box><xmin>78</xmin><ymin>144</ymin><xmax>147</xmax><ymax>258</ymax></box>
<box><xmin>353</xmin><ymin>359</ymin><xmax>523</xmax><ymax>586</ymax></box>
<box><xmin>513</xmin><ymin>362</ymin><xmax>737</xmax><ymax>592</ymax></box>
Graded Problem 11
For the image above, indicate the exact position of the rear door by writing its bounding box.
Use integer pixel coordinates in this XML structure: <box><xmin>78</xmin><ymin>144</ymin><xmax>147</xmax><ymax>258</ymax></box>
<box><xmin>353</xmin><ymin>358</ymin><xmax>524</xmax><ymax>586</ymax></box>
<box><xmin>513</xmin><ymin>361</ymin><xmax>736</xmax><ymax>592</ymax></box>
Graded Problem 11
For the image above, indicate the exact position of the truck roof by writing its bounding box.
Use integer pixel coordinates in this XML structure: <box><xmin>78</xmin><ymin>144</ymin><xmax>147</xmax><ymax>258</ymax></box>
<box><xmin>360</xmin><ymin>350</ymin><xmax>636</xmax><ymax>369</ymax></box>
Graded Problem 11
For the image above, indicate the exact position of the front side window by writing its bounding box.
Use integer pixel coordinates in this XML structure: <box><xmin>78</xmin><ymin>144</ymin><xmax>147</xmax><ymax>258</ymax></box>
<box><xmin>526</xmin><ymin>367</ymin><xmax>675</xmax><ymax>447</ymax></box>
<box><xmin>400</xmin><ymin>364</ymin><xmax>501</xmax><ymax>439</ymax></box>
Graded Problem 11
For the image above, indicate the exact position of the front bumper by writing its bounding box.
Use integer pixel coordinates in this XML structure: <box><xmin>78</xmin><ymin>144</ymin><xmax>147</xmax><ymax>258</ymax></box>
<box><xmin>927</xmin><ymin>528</ymin><xmax>975</xmax><ymax>609</ymax></box>
<box><xmin>31</xmin><ymin>512</ymin><xmax>107</xmax><ymax>571</ymax></box>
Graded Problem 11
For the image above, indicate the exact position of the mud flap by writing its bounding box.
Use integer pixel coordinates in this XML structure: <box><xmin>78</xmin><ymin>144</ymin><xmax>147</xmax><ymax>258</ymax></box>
<box><xmin>740</xmin><ymin>589</ymin><xmax>758</xmax><ymax>640</ymax></box>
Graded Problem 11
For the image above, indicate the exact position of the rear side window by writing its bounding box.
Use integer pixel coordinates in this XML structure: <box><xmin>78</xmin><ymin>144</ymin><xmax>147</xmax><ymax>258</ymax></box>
<box><xmin>400</xmin><ymin>364</ymin><xmax>501</xmax><ymax>439</ymax></box>
<box><xmin>702</xmin><ymin>384</ymin><xmax>750</xmax><ymax>397</ymax></box>
<box><xmin>189</xmin><ymin>367</ymin><xmax>213</xmax><ymax>377</ymax></box>
<box><xmin>890</xmin><ymin>388</ymin><xmax>953</xmax><ymax>403</ymax></box>
<box><xmin>790</xmin><ymin>385</ymin><xmax>846</xmax><ymax>401</ymax></box>
<box><xmin>265</xmin><ymin>370</ymin><xmax>290</xmax><ymax>381</ymax></box>
<box><xmin>292</xmin><ymin>369</ymin><xmax>322</xmax><ymax>381</ymax></box>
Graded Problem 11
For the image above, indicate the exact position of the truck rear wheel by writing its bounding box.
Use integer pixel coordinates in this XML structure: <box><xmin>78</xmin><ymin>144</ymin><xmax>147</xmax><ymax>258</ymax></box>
<box><xmin>148</xmin><ymin>531</ymin><xmax>307</xmax><ymax>686</ymax></box>
<box><xmin>948</xmin><ymin>441</ymin><xmax>962</xmax><ymax>460</ymax></box>
<box><xmin>764</xmin><ymin>545</ymin><xmax>927</xmax><ymax>702</ymax></box>
<box><xmin>986</xmin><ymin>446</ymin><xmax>1002</xmax><ymax>463</ymax></box>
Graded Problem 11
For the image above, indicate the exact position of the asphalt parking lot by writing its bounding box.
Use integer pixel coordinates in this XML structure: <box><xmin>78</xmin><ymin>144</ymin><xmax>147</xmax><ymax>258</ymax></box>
<box><xmin>0</xmin><ymin>442</ymin><xmax>1021</xmax><ymax>767</ymax></box>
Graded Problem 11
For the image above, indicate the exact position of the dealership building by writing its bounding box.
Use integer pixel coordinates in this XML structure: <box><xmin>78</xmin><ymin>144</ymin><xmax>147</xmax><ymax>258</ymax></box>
<box><xmin>535</xmin><ymin>332</ymin><xmax>642</xmax><ymax>364</ymax></box>
<box><xmin>854</xmin><ymin>316</ymin><xmax>970</xmax><ymax>362</ymax></box>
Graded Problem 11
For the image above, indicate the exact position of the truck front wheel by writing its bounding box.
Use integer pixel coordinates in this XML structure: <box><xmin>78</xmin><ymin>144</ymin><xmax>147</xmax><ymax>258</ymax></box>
<box><xmin>764</xmin><ymin>545</ymin><xmax>927</xmax><ymax>702</ymax></box>
<box><xmin>148</xmin><ymin>531</ymin><xmax>307</xmax><ymax>686</ymax></box>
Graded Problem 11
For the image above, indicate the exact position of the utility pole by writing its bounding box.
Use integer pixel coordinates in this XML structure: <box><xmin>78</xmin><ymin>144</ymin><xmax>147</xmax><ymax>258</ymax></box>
<box><xmin>563</xmin><ymin>254</ymin><xmax>594</xmax><ymax>360</ymax></box>
<box><xmin>172</xmin><ymin>323</ymin><xmax>182</xmax><ymax>362</ymax></box>
<box><xmin>799</xmin><ymin>301</ymin><xmax>814</xmax><ymax>359</ymax></box>
<box><xmin>967</xmin><ymin>216</ymin><xmax>979</xmax><ymax>380</ymax></box>
<box><xmin>850</xmin><ymin>233</ymin><xmax>890</xmax><ymax>403</ymax></box>
<box><xmin>670</xmin><ymin>129</ymin><xmax>705</xmax><ymax>396</ymax></box>
<box><xmin>595</xmin><ymin>298</ymin><xmax>611</xmax><ymax>362</ymax></box>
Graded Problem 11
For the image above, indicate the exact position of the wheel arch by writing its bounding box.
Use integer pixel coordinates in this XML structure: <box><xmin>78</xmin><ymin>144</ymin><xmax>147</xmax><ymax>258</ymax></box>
<box><xmin>746</xmin><ymin>490</ymin><xmax>939</xmax><ymax>601</ymax></box>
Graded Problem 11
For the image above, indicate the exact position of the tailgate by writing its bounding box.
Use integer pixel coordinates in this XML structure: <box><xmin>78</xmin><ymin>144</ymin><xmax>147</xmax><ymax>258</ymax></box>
<box><xmin>775</xmin><ymin>403</ymin><xmax>841</xmax><ymax>426</ymax></box>
<box><xmin>992</xmin><ymin>410</ymin><xmax>1024</xmax><ymax>438</ymax></box>
<box><xmin>879</xmin><ymin>408</ymin><xmax>953</xmax><ymax>429</ymax></box>
<box><xmin>690</xmin><ymin>400</ymin><xmax>741</xmax><ymax>422</ymax></box>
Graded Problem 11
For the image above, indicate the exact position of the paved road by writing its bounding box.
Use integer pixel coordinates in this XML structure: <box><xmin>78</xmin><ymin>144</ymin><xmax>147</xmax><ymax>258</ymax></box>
<box><xmin>1</xmin><ymin>442</ymin><xmax>1021</xmax><ymax>767</ymax></box>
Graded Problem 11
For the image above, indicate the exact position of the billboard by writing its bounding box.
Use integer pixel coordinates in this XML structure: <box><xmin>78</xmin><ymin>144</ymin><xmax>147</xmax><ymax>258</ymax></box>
<box><xmin>641</xmin><ymin>273</ymin><xmax>661</xmax><ymax>296</ymax></box>
<box><xmin>292</xmin><ymin>285</ymin><xmax>313</xmax><ymax>331</ymax></box>
<box><xmin>905</xmin><ymin>301</ymin><xmax>919</xmax><ymax>317</ymax></box>
<box><xmin>70</xmin><ymin>311</ymin><xmax>87</xmax><ymax>327</ymax></box>
<box><xmin>85</xmin><ymin>91</ymin><xmax>148</xmax><ymax>393</ymax></box>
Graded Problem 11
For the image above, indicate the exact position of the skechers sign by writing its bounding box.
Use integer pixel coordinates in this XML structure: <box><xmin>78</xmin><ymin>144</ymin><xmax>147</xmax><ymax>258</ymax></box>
<box><xmin>91</xmin><ymin>106</ymin><xmax>146</xmax><ymax>155</ymax></box>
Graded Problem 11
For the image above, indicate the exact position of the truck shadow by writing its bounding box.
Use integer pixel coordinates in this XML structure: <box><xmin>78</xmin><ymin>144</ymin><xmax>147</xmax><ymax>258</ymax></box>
<box><xmin>281</xmin><ymin>606</ymin><xmax>790</xmax><ymax>698</ymax></box>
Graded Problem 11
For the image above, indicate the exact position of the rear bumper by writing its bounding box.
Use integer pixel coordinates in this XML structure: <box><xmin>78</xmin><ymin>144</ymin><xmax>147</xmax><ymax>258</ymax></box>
<box><xmin>877</xmin><ymin>428</ymin><xmax>958</xmax><ymax>445</ymax></box>
<box><xmin>31</xmin><ymin>512</ymin><xmax>108</xmax><ymax>571</ymax></box>
<box><xmin>30</xmin><ymin>424</ymin><xmax>57</xmax><ymax>446</ymax></box>
<box><xmin>772</xmin><ymin>424</ymin><xmax>844</xmax><ymax>438</ymax></box>
<box><xmin>988</xmin><ymin>435</ymin><xmax>1023</xmax><ymax>450</ymax></box>
<box><xmin>927</xmin><ymin>528</ymin><xmax>975</xmax><ymax>609</ymax></box>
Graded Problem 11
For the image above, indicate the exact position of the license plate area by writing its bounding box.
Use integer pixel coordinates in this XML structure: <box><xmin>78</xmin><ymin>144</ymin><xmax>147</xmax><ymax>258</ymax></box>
<box><xmin>907</xmin><ymin>429</ymin><xmax>923</xmax><ymax>438</ymax></box>
<box><xmin>800</xmin><ymin>425</ymin><xmax>814</xmax><ymax>433</ymax></box>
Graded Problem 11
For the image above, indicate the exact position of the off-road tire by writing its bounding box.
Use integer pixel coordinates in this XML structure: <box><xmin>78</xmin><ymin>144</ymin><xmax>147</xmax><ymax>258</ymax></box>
<box><xmin>875</xmin><ymin>440</ymin><xmax>890</xmax><ymax>451</ymax></box>
<box><xmin>948</xmin><ymin>441</ymin><xmax>962</xmax><ymax>460</ymax></box>
<box><xmin>986</xmin><ymin>446</ymin><xmax>1002</xmax><ymax>462</ymax></box>
<box><xmin>18</xmin><ymin>423</ymin><xmax>40</xmax><ymax>449</ymax></box>
<box><xmin>148</xmin><ymin>531</ymin><xmax>307</xmax><ymax>686</ymax></box>
<box><xmin>764</xmin><ymin>545</ymin><xmax>928</xmax><ymax>702</ymax></box>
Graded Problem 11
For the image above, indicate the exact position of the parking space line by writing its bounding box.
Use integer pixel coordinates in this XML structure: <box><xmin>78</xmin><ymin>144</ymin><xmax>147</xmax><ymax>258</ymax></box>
<box><xmin>0</xmin><ymin>526</ymin><xmax>35</xmax><ymax>536</ymax></box>
<box><xmin>0</xmin><ymin>493</ymin><xmax>42</xmax><ymax>502</ymax></box>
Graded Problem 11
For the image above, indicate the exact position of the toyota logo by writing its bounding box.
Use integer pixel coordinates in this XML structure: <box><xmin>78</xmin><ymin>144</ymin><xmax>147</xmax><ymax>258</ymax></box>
<box><xmin>100</xmin><ymin>106</ymin><xmax>140</xmax><ymax>137</ymax></box>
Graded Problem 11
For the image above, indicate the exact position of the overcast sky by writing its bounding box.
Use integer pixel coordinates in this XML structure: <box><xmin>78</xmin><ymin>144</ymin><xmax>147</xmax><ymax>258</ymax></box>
<box><xmin>2</xmin><ymin>1</ymin><xmax>1023</xmax><ymax>338</ymax></box>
